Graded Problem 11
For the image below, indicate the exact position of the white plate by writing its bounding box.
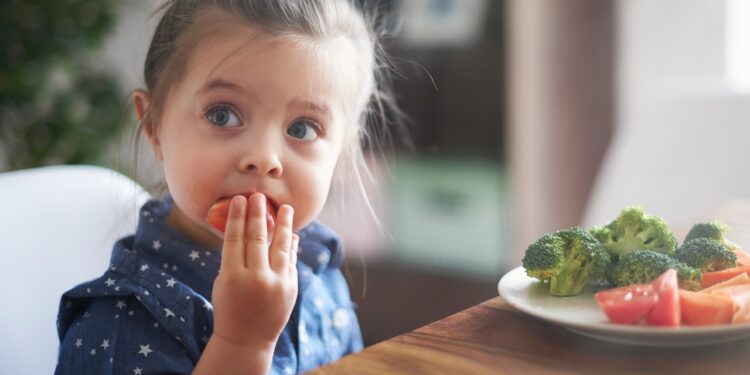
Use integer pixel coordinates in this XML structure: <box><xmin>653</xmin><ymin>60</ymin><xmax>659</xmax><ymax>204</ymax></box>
<box><xmin>498</xmin><ymin>266</ymin><xmax>750</xmax><ymax>346</ymax></box>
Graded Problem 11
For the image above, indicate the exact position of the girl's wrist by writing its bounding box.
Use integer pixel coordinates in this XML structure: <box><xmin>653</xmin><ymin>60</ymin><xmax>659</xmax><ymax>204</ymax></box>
<box><xmin>208</xmin><ymin>332</ymin><xmax>278</xmax><ymax>354</ymax></box>
<box><xmin>193</xmin><ymin>334</ymin><xmax>277</xmax><ymax>375</ymax></box>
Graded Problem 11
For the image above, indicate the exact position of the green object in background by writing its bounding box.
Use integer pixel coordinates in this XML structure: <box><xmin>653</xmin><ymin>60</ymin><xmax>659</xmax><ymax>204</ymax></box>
<box><xmin>390</xmin><ymin>157</ymin><xmax>509</xmax><ymax>280</ymax></box>
<box><xmin>0</xmin><ymin>0</ymin><xmax>124</xmax><ymax>171</ymax></box>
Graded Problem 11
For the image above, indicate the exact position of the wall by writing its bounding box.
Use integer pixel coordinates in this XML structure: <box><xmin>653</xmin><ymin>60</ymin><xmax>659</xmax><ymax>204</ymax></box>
<box><xmin>582</xmin><ymin>0</ymin><xmax>750</xmax><ymax>236</ymax></box>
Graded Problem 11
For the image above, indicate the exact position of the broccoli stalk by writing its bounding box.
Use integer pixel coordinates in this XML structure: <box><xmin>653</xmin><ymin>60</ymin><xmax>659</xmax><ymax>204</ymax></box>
<box><xmin>522</xmin><ymin>227</ymin><xmax>611</xmax><ymax>297</ymax></box>
<box><xmin>589</xmin><ymin>206</ymin><xmax>677</xmax><ymax>260</ymax></box>
<box><xmin>549</xmin><ymin>246</ymin><xmax>598</xmax><ymax>296</ymax></box>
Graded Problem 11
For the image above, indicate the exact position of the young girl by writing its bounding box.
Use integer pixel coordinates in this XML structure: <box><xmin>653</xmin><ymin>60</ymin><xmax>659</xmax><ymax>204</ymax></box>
<box><xmin>55</xmin><ymin>1</ymin><xmax>394</xmax><ymax>373</ymax></box>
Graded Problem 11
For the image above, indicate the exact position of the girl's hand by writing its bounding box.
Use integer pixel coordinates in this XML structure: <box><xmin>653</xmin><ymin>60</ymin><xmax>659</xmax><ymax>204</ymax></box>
<box><xmin>210</xmin><ymin>193</ymin><xmax>299</xmax><ymax>349</ymax></box>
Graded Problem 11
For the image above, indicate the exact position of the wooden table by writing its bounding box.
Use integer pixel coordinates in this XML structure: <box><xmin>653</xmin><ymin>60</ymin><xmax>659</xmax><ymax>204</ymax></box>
<box><xmin>314</xmin><ymin>201</ymin><xmax>750</xmax><ymax>374</ymax></box>
<box><xmin>312</xmin><ymin>297</ymin><xmax>750</xmax><ymax>375</ymax></box>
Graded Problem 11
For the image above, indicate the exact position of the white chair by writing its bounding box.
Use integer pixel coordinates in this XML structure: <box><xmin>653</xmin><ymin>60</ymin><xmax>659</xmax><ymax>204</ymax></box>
<box><xmin>0</xmin><ymin>165</ymin><xmax>150</xmax><ymax>375</ymax></box>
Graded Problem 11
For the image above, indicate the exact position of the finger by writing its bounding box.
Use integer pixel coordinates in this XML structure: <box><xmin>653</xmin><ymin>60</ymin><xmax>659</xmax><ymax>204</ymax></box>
<box><xmin>220</xmin><ymin>195</ymin><xmax>247</xmax><ymax>272</ymax></box>
<box><xmin>244</xmin><ymin>193</ymin><xmax>270</xmax><ymax>270</ymax></box>
<box><xmin>290</xmin><ymin>233</ymin><xmax>299</xmax><ymax>270</ymax></box>
<box><xmin>269</xmin><ymin>204</ymin><xmax>294</xmax><ymax>273</ymax></box>
<box><xmin>266</xmin><ymin>204</ymin><xmax>276</xmax><ymax>240</ymax></box>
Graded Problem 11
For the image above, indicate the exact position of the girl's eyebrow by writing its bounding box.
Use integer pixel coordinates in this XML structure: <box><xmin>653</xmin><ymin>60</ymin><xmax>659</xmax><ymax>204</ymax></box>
<box><xmin>289</xmin><ymin>99</ymin><xmax>331</xmax><ymax>119</ymax></box>
<box><xmin>195</xmin><ymin>79</ymin><xmax>246</xmax><ymax>96</ymax></box>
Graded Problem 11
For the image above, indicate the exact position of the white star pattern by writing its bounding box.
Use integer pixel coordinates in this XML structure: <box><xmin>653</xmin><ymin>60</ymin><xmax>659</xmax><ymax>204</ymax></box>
<box><xmin>333</xmin><ymin>308</ymin><xmax>350</xmax><ymax>329</ymax></box>
<box><xmin>57</xmin><ymin>203</ymin><xmax>361</xmax><ymax>373</ymax></box>
<box><xmin>138</xmin><ymin>344</ymin><xmax>152</xmax><ymax>357</ymax></box>
<box><xmin>314</xmin><ymin>298</ymin><xmax>325</xmax><ymax>309</ymax></box>
<box><xmin>189</xmin><ymin>250</ymin><xmax>200</xmax><ymax>261</ymax></box>
<box><xmin>299</xmin><ymin>322</ymin><xmax>309</xmax><ymax>343</ymax></box>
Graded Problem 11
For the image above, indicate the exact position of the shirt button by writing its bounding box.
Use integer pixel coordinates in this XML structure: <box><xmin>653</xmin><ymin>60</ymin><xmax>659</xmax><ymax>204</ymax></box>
<box><xmin>332</xmin><ymin>308</ymin><xmax>349</xmax><ymax>330</ymax></box>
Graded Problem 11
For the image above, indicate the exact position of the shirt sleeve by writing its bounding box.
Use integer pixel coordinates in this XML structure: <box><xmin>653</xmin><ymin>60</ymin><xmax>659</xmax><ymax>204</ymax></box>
<box><xmin>55</xmin><ymin>296</ymin><xmax>194</xmax><ymax>375</ymax></box>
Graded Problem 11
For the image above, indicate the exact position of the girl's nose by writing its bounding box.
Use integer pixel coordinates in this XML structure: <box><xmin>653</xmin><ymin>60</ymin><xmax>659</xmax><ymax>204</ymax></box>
<box><xmin>240</xmin><ymin>149</ymin><xmax>283</xmax><ymax>178</ymax></box>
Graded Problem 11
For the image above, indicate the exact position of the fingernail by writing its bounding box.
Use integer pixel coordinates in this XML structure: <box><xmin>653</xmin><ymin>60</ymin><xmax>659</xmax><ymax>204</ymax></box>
<box><xmin>253</xmin><ymin>194</ymin><xmax>265</xmax><ymax>210</ymax></box>
<box><xmin>285</xmin><ymin>205</ymin><xmax>294</xmax><ymax>221</ymax></box>
<box><xmin>232</xmin><ymin>195</ymin><xmax>244</xmax><ymax>207</ymax></box>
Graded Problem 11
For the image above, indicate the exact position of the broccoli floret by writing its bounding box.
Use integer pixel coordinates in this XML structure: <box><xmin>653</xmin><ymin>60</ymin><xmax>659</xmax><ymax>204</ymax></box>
<box><xmin>589</xmin><ymin>206</ymin><xmax>677</xmax><ymax>260</ymax></box>
<box><xmin>675</xmin><ymin>237</ymin><xmax>737</xmax><ymax>272</ymax></box>
<box><xmin>608</xmin><ymin>249</ymin><xmax>702</xmax><ymax>291</ymax></box>
<box><xmin>684</xmin><ymin>221</ymin><xmax>742</xmax><ymax>253</ymax></box>
<box><xmin>522</xmin><ymin>227</ymin><xmax>611</xmax><ymax>297</ymax></box>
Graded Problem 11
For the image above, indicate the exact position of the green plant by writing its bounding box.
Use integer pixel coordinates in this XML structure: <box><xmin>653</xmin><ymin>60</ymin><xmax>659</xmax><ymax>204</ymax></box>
<box><xmin>0</xmin><ymin>0</ymin><xmax>124</xmax><ymax>170</ymax></box>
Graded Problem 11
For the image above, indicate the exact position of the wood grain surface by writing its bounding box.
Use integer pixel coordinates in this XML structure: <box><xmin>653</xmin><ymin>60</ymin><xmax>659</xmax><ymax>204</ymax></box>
<box><xmin>312</xmin><ymin>297</ymin><xmax>750</xmax><ymax>375</ymax></box>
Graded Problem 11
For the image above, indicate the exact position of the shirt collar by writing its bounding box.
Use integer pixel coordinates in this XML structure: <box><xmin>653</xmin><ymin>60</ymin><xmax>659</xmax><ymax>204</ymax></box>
<box><xmin>131</xmin><ymin>196</ymin><xmax>221</xmax><ymax>298</ymax></box>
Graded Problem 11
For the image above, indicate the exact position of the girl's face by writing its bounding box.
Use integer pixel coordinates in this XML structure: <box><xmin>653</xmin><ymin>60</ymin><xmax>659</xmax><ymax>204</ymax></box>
<box><xmin>137</xmin><ymin>25</ymin><xmax>359</xmax><ymax>248</ymax></box>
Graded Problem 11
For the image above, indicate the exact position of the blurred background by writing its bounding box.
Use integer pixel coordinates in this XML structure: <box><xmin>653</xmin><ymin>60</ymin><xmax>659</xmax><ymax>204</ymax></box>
<box><xmin>2</xmin><ymin>0</ymin><xmax>750</xmax><ymax>350</ymax></box>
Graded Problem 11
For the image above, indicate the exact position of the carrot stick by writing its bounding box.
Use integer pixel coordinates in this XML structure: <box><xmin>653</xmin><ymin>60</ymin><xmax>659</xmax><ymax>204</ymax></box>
<box><xmin>702</xmin><ymin>265</ymin><xmax>750</xmax><ymax>289</ymax></box>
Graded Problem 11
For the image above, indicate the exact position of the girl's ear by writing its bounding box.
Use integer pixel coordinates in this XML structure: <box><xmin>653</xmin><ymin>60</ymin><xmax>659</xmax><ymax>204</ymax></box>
<box><xmin>131</xmin><ymin>89</ymin><xmax>163</xmax><ymax>161</ymax></box>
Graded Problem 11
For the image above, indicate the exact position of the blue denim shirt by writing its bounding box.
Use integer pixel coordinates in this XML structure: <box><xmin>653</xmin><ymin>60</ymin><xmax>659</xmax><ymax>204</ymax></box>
<box><xmin>55</xmin><ymin>197</ymin><xmax>362</xmax><ymax>374</ymax></box>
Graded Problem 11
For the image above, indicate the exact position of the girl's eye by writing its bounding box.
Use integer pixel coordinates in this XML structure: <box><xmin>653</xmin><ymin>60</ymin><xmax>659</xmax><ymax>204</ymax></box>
<box><xmin>205</xmin><ymin>105</ymin><xmax>241</xmax><ymax>128</ymax></box>
<box><xmin>287</xmin><ymin>119</ymin><xmax>321</xmax><ymax>141</ymax></box>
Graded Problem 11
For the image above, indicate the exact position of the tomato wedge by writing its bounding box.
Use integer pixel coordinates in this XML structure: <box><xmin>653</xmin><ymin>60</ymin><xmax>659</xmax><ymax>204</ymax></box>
<box><xmin>595</xmin><ymin>284</ymin><xmax>658</xmax><ymax>324</ymax></box>
<box><xmin>206</xmin><ymin>195</ymin><xmax>277</xmax><ymax>235</ymax></box>
<box><xmin>646</xmin><ymin>269</ymin><xmax>680</xmax><ymax>327</ymax></box>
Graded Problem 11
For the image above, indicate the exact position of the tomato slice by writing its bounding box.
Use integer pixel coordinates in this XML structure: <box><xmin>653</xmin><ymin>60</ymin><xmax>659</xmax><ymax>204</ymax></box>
<box><xmin>646</xmin><ymin>269</ymin><xmax>680</xmax><ymax>327</ymax></box>
<box><xmin>595</xmin><ymin>284</ymin><xmax>658</xmax><ymax>324</ymax></box>
<box><xmin>206</xmin><ymin>195</ymin><xmax>277</xmax><ymax>235</ymax></box>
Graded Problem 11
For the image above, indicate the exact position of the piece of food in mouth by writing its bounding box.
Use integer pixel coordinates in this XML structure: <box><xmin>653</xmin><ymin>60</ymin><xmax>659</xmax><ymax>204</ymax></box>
<box><xmin>206</xmin><ymin>195</ymin><xmax>277</xmax><ymax>234</ymax></box>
